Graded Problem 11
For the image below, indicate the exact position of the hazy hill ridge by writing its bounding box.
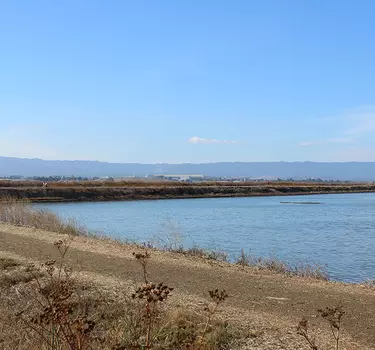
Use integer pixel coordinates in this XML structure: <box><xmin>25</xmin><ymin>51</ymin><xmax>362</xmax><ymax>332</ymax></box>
<box><xmin>1</xmin><ymin>156</ymin><xmax>375</xmax><ymax>181</ymax></box>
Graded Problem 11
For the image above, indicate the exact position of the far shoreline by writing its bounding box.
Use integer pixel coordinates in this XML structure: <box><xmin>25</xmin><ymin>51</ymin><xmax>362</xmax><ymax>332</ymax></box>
<box><xmin>1</xmin><ymin>182</ymin><xmax>375</xmax><ymax>203</ymax></box>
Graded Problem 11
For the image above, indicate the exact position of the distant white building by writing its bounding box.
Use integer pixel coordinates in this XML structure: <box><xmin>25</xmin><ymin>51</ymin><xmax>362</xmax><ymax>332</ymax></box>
<box><xmin>152</xmin><ymin>174</ymin><xmax>204</xmax><ymax>182</ymax></box>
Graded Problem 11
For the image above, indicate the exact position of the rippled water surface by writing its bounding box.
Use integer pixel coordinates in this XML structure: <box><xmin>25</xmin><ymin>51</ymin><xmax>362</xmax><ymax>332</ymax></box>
<box><xmin>36</xmin><ymin>193</ymin><xmax>375</xmax><ymax>283</ymax></box>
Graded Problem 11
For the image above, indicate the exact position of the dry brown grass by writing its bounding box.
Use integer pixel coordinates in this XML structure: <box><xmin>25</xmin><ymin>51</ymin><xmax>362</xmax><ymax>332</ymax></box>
<box><xmin>236</xmin><ymin>249</ymin><xmax>329</xmax><ymax>280</ymax></box>
<box><xmin>0</xmin><ymin>257</ymin><xmax>21</xmax><ymax>270</ymax></box>
<box><xmin>0</xmin><ymin>198</ymin><xmax>86</xmax><ymax>235</ymax></box>
<box><xmin>179</xmin><ymin>246</ymin><xmax>229</xmax><ymax>262</ymax></box>
<box><xmin>0</xmin><ymin>257</ymin><xmax>43</xmax><ymax>287</ymax></box>
<box><xmin>150</xmin><ymin>228</ymin><xmax>229</xmax><ymax>262</ymax></box>
<box><xmin>0</xmin><ymin>243</ymin><xmax>239</xmax><ymax>350</ymax></box>
<box><xmin>156</xmin><ymin>243</ymin><xmax>229</xmax><ymax>262</ymax></box>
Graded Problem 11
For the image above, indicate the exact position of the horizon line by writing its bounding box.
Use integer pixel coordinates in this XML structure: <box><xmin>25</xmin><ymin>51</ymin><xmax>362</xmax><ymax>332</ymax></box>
<box><xmin>0</xmin><ymin>156</ymin><xmax>374</xmax><ymax>164</ymax></box>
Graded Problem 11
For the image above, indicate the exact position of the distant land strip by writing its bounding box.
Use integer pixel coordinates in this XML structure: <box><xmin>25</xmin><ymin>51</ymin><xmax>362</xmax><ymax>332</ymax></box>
<box><xmin>1</xmin><ymin>182</ymin><xmax>375</xmax><ymax>203</ymax></box>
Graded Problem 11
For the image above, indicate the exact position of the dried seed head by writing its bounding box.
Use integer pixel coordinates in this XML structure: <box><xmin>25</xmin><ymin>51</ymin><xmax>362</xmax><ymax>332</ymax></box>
<box><xmin>44</xmin><ymin>260</ymin><xmax>56</xmax><ymax>266</ymax></box>
<box><xmin>297</xmin><ymin>318</ymin><xmax>308</xmax><ymax>333</ymax></box>
<box><xmin>208</xmin><ymin>289</ymin><xmax>228</xmax><ymax>303</ymax></box>
<box><xmin>54</xmin><ymin>240</ymin><xmax>63</xmax><ymax>247</ymax></box>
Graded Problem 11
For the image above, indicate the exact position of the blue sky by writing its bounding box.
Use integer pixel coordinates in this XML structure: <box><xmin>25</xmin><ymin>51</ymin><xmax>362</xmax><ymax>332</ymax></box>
<box><xmin>1</xmin><ymin>0</ymin><xmax>375</xmax><ymax>163</ymax></box>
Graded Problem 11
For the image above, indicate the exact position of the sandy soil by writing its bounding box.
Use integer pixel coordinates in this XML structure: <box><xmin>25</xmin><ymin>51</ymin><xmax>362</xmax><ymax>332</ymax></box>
<box><xmin>0</xmin><ymin>223</ymin><xmax>374</xmax><ymax>349</ymax></box>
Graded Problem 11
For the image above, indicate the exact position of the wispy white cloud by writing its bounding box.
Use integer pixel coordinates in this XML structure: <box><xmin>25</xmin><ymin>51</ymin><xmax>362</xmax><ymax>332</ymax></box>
<box><xmin>299</xmin><ymin>106</ymin><xmax>375</xmax><ymax>148</ymax></box>
<box><xmin>299</xmin><ymin>137</ymin><xmax>353</xmax><ymax>147</ymax></box>
<box><xmin>188</xmin><ymin>136</ymin><xmax>238</xmax><ymax>144</ymax></box>
<box><xmin>0</xmin><ymin>124</ymin><xmax>97</xmax><ymax>161</ymax></box>
<box><xmin>343</xmin><ymin>106</ymin><xmax>375</xmax><ymax>135</ymax></box>
<box><xmin>328</xmin><ymin>147</ymin><xmax>375</xmax><ymax>162</ymax></box>
<box><xmin>0</xmin><ymin>124</ymin><xmax>58</xmax><ymax>159</ymax></box>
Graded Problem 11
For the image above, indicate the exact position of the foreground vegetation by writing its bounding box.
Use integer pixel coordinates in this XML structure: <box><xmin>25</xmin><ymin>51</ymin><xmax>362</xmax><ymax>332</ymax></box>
<box><xmin>0</xmin><ymin>242</ymin><xmax>238</xmax><ymax>350</ymax></box>
<box><xmin>0</xmin><ymin>241</ymin><xmax>353</xmax><ymax>350</ymax></box>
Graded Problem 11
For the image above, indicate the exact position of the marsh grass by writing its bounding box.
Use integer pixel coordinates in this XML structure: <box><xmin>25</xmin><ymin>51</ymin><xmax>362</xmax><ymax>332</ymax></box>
<box><xmin>151</xmin><ymin>224</ymin><xmax>228</xmax><ymax>262</ymax></box>
<box><xmin>236</xmin><ymin>249</ymin><xmax>329</xmax><ymax>280</ymax></box>
<box><xmin>160</xmin><ymin>244</ymin><xmax>229</xmax><ymax>262</ymax></box>
<box><xmin>182</xmin><ymin>246</ymin><xmax>229</xmax><ymax>262</ymax></box>
<box><xmin>0</xmin><ymin>197</ymin><xmax>87</xmax><ymax>235</ymax></box>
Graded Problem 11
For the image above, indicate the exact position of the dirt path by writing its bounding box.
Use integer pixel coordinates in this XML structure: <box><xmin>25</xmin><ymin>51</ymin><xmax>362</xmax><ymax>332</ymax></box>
<box><xmin>0</xmin><ymin>223</ymin><xmax>374</xmax><ymax>349</ymax></box>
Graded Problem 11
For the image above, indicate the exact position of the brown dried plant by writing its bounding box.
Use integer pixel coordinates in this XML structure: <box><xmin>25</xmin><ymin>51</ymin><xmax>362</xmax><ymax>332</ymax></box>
<box><xmin>297</xmin><ymin>317</ymin><xmax>319</xmax><ymax>350</ymax></box>
<box><xmin>18</xmin><ymin>239</ymin><xmax>97</xmax><ymax>350</ymax></box>
<box><xmin>297</xmin><ymin>304</ymin><xmax>345</xmax><ymax>350</ymax></box>
<box><xmin>132</xmin><ymin>251</ymin><xmax>174</xmax><ymax>350</ymax></box>
<box><xmin>200</xmin><ymin>289</ymin><xmax>229</xmax><ymax>344</ymax></box>
<box><xmin>318</xmin><ymin>305</ymin><xmax>345</xmax><ymax>350</ymax></box>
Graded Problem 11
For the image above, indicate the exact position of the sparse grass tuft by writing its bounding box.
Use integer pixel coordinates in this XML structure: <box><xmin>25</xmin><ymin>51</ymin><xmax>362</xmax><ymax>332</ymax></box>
<box><xmin>182</xmin><ymin>246</ymin><xmax>229</xmax><ymax>262</ymax></box>
<box><xmin>361</xmin><ymin>279</ymin><xmax>375</xmax><ymax>289</ymax></box>
<box><xmin>0</xmin><ymin>197</ymin><xmax>87</xmax><ymax>235</ymax></box>
<box><xmin>0</xmin><ymin>267</ymin><xmax>40</xmax><ymax>287</ymax></box>
<box><xmin>235</xmin><ymin>250</ymin><xmax>329</xmax><ymax>280</ymax></box>
<box><xmin>289</xmin><ymin>262</ymin><xmax>329</xmax><ymax>280</ymax></box>
<box><xmin>0</xmin><ymin>257</ymin><xmax>20</xmax><ymax>270</ymax></box>
<box><xmin>151</xmin><ymin>225</ymin><xmax>229</xmax><ymax>263</ymax></box>
<box><xmin>236</xmin><ymin>249</ymin><xmax>250</xmax><ymax>268</ymax></box>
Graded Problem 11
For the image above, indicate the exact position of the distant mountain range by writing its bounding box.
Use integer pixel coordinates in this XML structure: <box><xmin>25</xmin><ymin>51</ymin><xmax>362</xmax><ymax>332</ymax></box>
<box><xmin>1</xmin><ymin>156</ymin><xmax>375</xmax><ymax>181</ymax></box>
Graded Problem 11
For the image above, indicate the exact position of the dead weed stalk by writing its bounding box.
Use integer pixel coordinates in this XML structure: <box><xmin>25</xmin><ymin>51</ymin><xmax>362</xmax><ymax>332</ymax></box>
<box><xmin>131</xmin><ymin>250</ymin><xmax>232</xmax><ymax>349</ymax></box>
<box><xmin>1</xmin><ymin>244</ymin><xmax>236</xmax><ymax>349</ymax></box>
<box><xmin>297</xmin><ymin>304</ymin><xmax>345</xmax><ymax>350</ymax></box>
<box><xmin>17</xmin><ymin>239</ymin><xmax>97</xmax><ymax>350</ymax></box>
<box><xmin>200</xmin><ymin>289</ymin><xmax>229</xmax><ymax>344</ymax></box>
<box><xmin>132</xmin><ymin>251</ymin><xmax>173</xmax><ymax>349</ymax></box>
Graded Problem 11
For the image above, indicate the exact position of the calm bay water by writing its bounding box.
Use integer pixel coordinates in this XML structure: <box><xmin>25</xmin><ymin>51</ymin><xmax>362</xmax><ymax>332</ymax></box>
<box><xmin>35</xmin><ymin>193</ymin><xmax>375</xmax><ymax>283</ymax></box>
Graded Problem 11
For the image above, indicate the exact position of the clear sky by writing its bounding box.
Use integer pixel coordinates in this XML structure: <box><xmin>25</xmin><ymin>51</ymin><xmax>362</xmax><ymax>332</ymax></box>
<box><xmin>1</xmin><ymin>0</ymin><xmax>375</xmax><ymax>163</ymax></box>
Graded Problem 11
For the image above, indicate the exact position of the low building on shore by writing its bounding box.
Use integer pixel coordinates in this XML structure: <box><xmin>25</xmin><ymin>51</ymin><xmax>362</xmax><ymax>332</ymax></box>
<box><xmin>150</xmin><ymin>174</ymin><xmax>204</xmax><ymax>182</ymax></box>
